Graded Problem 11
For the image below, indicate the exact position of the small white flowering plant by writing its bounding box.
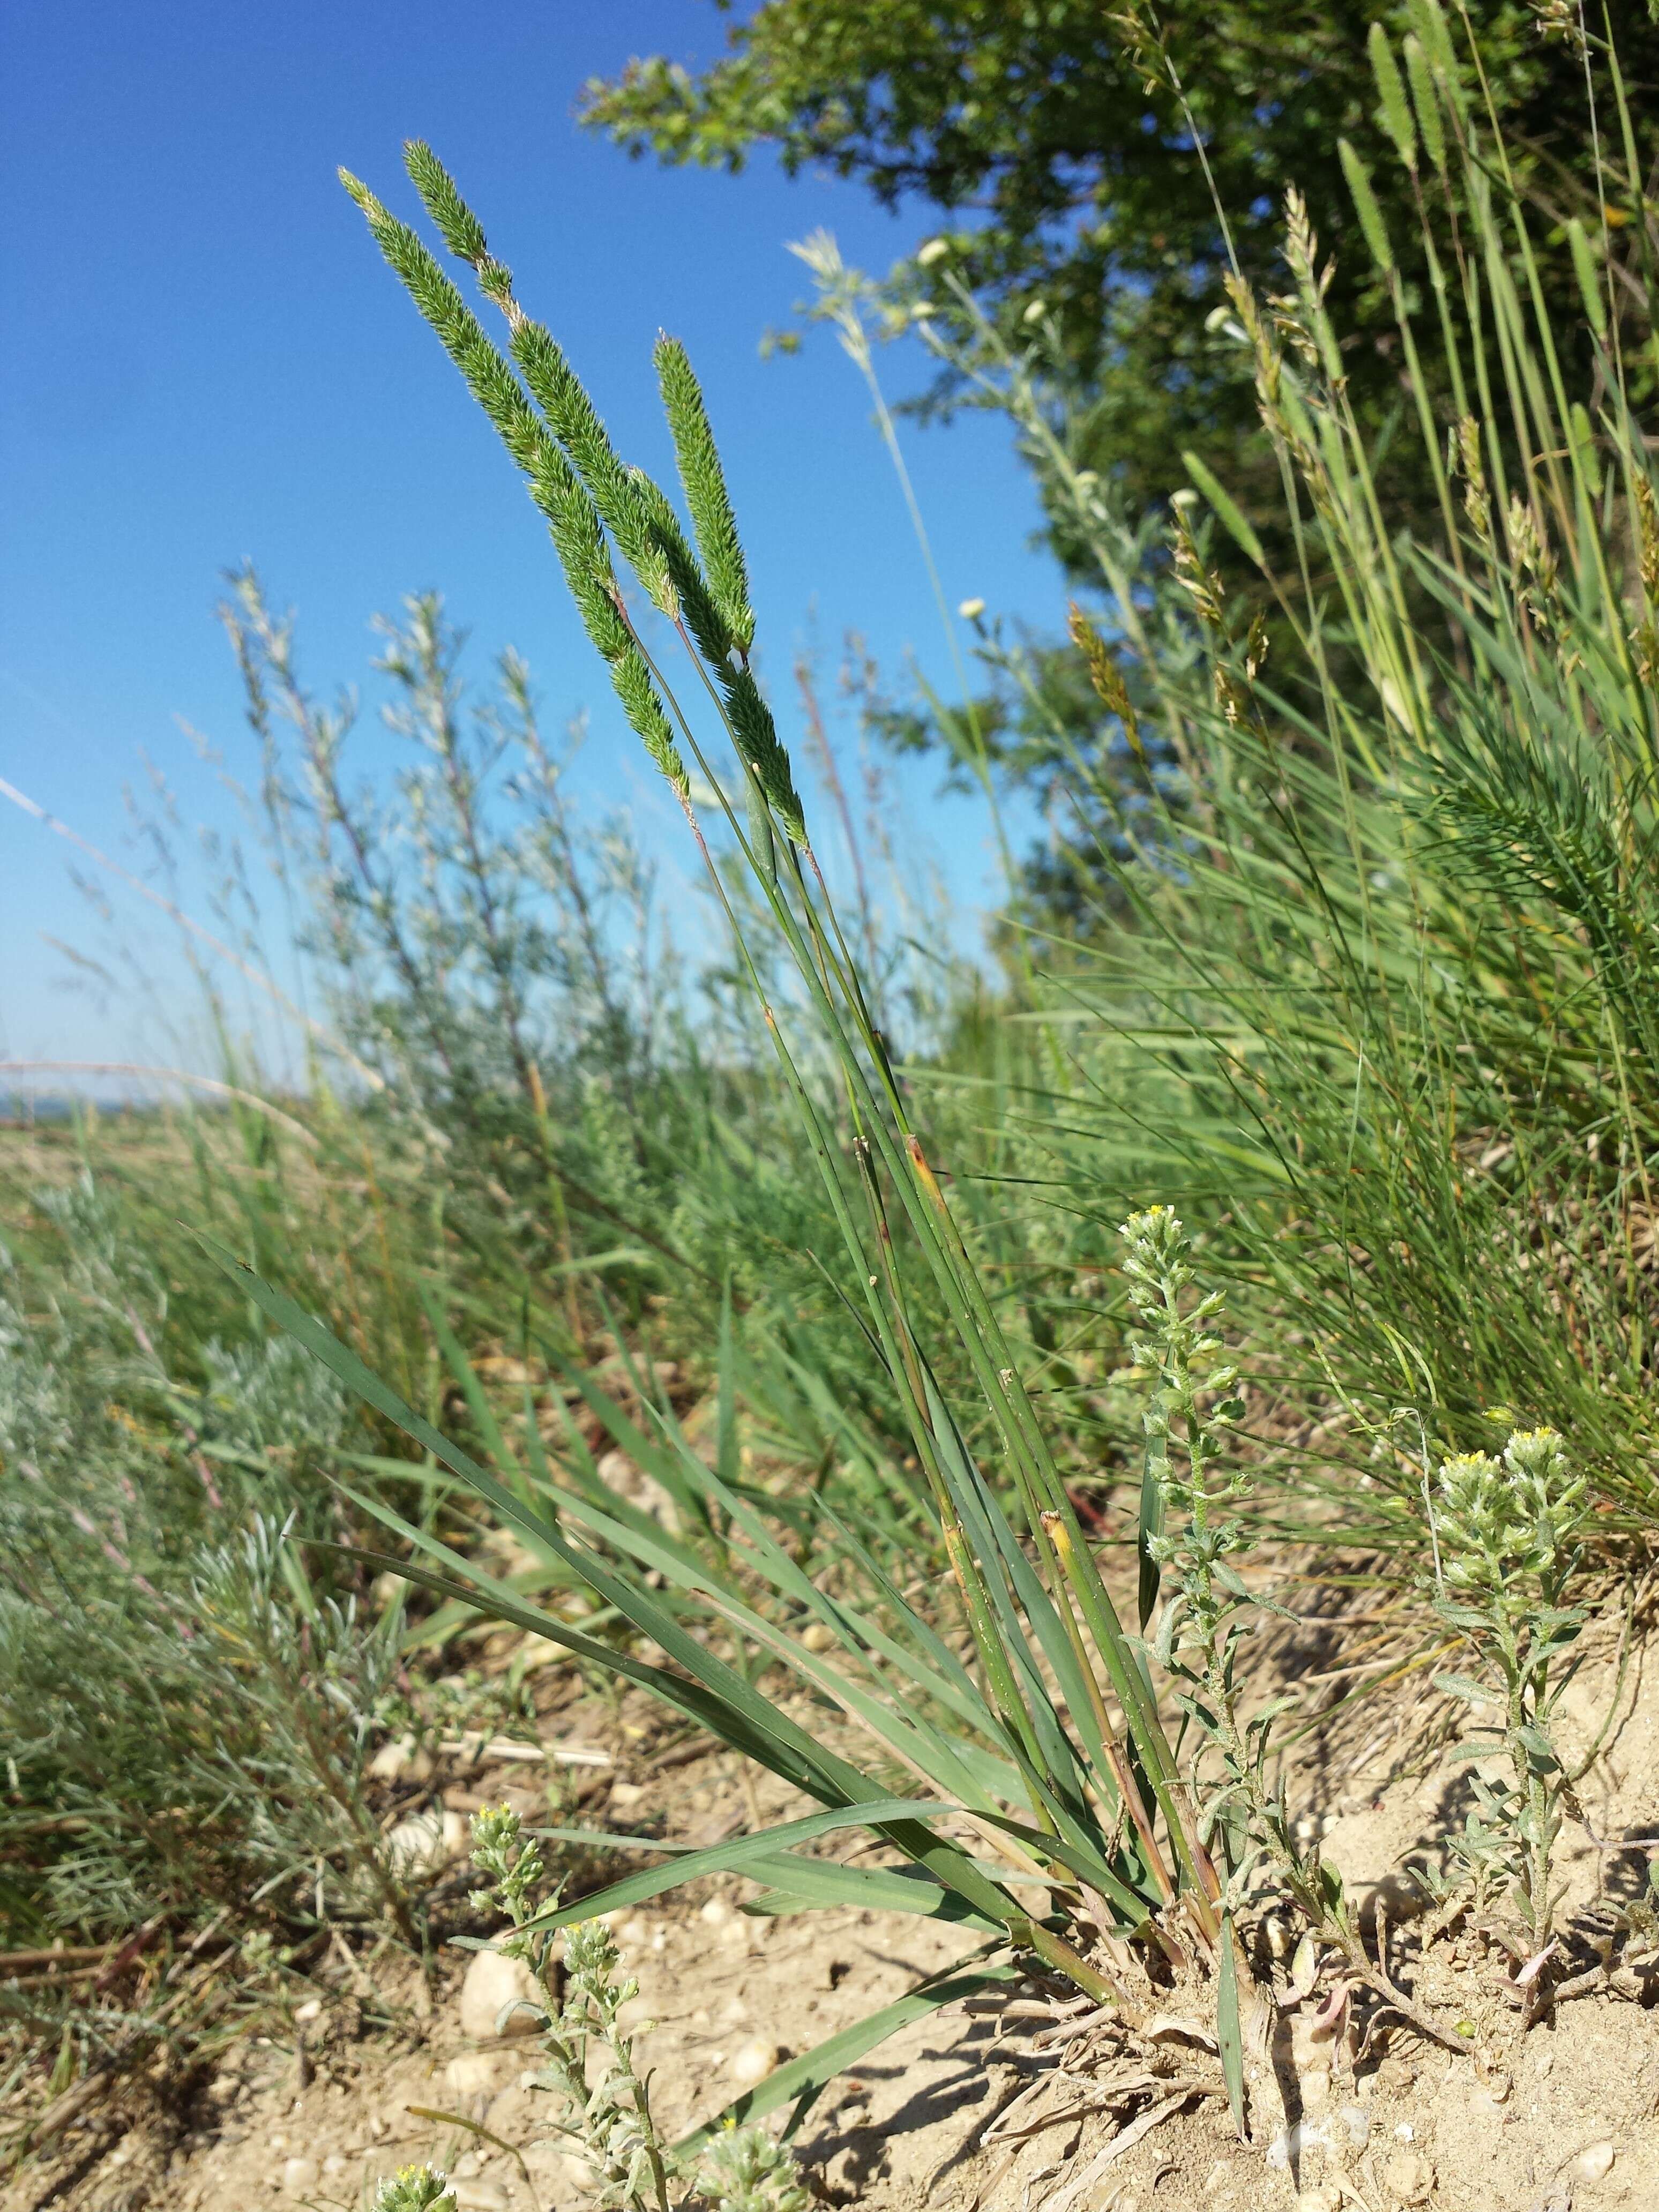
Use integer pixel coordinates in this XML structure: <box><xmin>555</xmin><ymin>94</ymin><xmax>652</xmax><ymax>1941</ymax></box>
<box><xmin>371</xmin><ymin>2167</ymin><xmax>457</xmax><ymax>2212</ymax></box>
<box><xmin>1122</xmin><ymin>1206</ymin><xmax>1478</xmax><ymax>2051</ymax></box>
<box><xmin>469</xmin><ymin>1804</ymin><xmax>674</xmax><ymax>2212</ymax></box>
<box><xmin>1121</xmin><ymin>1208</ymin><xmax>1347</xmax><ymax>1931</ymax></box>
<box><xmin>466</xmin><ymin>1809</ymin><xmax>810</xmax><ymax>2212</ymax></box>
<box><xmin>1425</xmin><ymin>1426</ymin><xmax>1590</xmax><ymax>1938</ymax></box>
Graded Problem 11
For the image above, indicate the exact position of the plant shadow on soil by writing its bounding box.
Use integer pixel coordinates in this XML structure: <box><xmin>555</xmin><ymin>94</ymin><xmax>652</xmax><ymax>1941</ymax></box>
<box><xmin>5</xmin><ymin>1571</ymin><xmax>1658</xmax><ymax>2212</ymax></box>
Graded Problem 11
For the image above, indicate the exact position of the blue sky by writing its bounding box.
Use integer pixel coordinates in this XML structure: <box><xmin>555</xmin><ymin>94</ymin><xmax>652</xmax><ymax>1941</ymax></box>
<box><xmin>1</xmin><ymin>0</ymin><xmax>1066</xmax><ymax>1083</ymax></box>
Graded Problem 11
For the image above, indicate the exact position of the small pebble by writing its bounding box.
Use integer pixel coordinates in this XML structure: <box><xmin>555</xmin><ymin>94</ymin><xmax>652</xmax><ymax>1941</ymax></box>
<box><xmin>451</xmin><ymin>2185</ymin><xmax>509</xmax><ymax>2212</ymax></box>
<box><xmin>610</xmin><ymin>1781</ymin><xmax>647</xmax><ymax>1810</ymax></box>
<box><xmin>1577</xmin><ymin>2141</ymin><xmax>1616</xmax><ymax>2184</ymax></box>
<box><xmin>293</xmin><ymin>1997</ymin><xmax>322</xmax><ymax>2024</ymax></box>
<box><xmin>621</xmin><ymin>1916</ymin><xmax>650</xmax><ymax>1945</ymax></box>
<box><xmin>1295</xmin><ymin>2190</ymin><xmax>1341</xmax><ymax>2212</ymax></box>
<box><xmin>446</xmin><ymin>2051</ymin><xmax>510</xmax><ymax>2098</ymax></box>
<box><xmin>730</xmin><ymin>2036</ymin><xmax>780</xmax><ymax>2087</ymax></box>
<box><xmin>699</xmin><ymin>1898</ymin><xmax>732</xmax><ymax>1927</ymax></box>
<box><xmin>1262</xmin><ymin>1915</ymin><xmax>1294</xmax><ymax>1960</ymax></box>
<box><xmin>459</xmin><ymin>1948</ymin><xmax>541</xmax><ymax>2039</ymax></box>
<box><xmin>323</xmin><ymin>2158</ymin><xmax>347</xmax><ymax>2177</ymax></box>
<box><xmin>1267</xmin><ymin>2122</ymin><xmax>1322</xmax><ymax>2169</ymax></box>
<box><xmin>369</xmin><ymin>1734</ymin><xmax>434</xmax><ymax>1783</ymax></box>
<box><xmin>1382</xmin><ymin>2148</ymin><xmax>1435</xmax><ymax>2206</ymax></box>
<box><xmin>799</xmin><ymin>1621</ymin><xmax>836</xmax><ymax>1652</ymax></box>
<box><xmin>281</xmin><ymin>2156</ymin><xmax>320</xmax><ymax>2198</ymax></box>
<box><xmin>1339</xmin><ymin>2103</ymin><xmax>1370</xmax><ymax>2148</ymax></box>
<box><xmin>385</xmin><ymin>1809</ymin><xmax>450</xmax><ymax>1880</ymax></box>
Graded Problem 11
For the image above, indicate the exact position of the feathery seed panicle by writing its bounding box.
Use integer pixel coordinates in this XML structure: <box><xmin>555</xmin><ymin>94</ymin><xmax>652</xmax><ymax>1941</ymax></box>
<box><xmin>1067</xmin><ymin>601</ymin><xmax>1143</xmax><ymax>761</ymax></box>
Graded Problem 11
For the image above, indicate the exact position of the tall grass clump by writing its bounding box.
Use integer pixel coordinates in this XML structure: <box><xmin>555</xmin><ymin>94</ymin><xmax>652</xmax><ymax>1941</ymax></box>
<box><xmin>871</xmin><ymin>1</ymin><xmax>1659</xmax><ymax>1542</ymax></box>
<box><xmin>194</xmin><ymin>133</ymin><xmax>1254</xmax><ymax>2101</ymax></box>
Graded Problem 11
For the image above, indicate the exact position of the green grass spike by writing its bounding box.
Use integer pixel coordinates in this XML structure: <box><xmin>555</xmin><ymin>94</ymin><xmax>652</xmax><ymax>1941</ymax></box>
<box><xmin>392</xmin><ymin>144</ymin><xmax>680</xmax><ymax>624</ymax></box>
<box><xmin>340</xmin><ymin>168</ymin><xmax>688</xmax><ymax>801</ymax></box>
<box><xmin>1403</xmin><ymin>36</ymin><xmax>1447</xmax><ymax>177</ymax></box>
<box><xmin>722</xmin><ymin>665</ymin><xmax>806</xmax><ymax>843</ymax></box>
<box><xmin>402</xmin><ymin>138</ymin><xmax>489</xmax><ymax>267</ymax></box>
<box><xmin>1339</xmin><ymin>140</ymin><xmax>1395</xmax><ymax>275</ymax></box>
<box><xmin>655</xmin><ymin>333</ymin><xmax>757</xmax><ymax>657</ymax></box>
<box><xmin>1369</xmin><ymin>25</ymin><xmax>1417</xmax><ymax>174</ymax></box>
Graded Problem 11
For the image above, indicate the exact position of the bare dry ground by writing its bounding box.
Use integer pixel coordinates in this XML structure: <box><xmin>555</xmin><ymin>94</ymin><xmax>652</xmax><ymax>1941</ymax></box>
<box><xmin>6</xmin><ymin>1567</ymin><xmax>1658</xmax><ymax>2212</ymax></box>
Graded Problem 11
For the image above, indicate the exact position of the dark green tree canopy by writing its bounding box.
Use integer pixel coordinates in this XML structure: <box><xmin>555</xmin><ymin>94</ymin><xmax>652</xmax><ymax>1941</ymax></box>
<box><xmin>584</xmin><ymin>2</ymin><xmax>1659</xmax><ymax>528</ymax></box>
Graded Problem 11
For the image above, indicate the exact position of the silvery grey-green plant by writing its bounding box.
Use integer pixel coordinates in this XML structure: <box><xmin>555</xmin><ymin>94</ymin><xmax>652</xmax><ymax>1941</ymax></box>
<box><xmin>1425</xmin><ymin>1428</ymin><xmax>1589</xmax><ymax>1939</ymax></box>
<box><xmin>1122</xmin><ymin>1206</ymin><xmax>1463</xmax><ymax>2049</ymax></box>
<box><xmin>371</xmin><ymin>2165</ymin><xmax>457</xmax><ymax>2211</ymax></box>
<box><xmin>469</xmin><ymin>1806</ymin><xmax>674</xmax><ymax>2212</ymax></box>
<box><xmin>1121</xmin><ymin>1208</ymin><xmax>1317</xmax><ymax>1907</ymax></box>
<box><xmin>467</xmin><ymin>1809</ymin><xmax>807</xmax><ymax>2212</ymax></box>
<box><xmin>694</xmin><ymin>2124</ymin><xmax>812</xmax><ymax>2212</ymax></box>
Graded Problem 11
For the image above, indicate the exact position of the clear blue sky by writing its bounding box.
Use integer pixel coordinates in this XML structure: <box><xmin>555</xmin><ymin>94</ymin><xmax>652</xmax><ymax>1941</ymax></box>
<box><xmin>1</xmin><ymin>0</ymin><xmax>1065</xmax><ymax>1082</ymax></box>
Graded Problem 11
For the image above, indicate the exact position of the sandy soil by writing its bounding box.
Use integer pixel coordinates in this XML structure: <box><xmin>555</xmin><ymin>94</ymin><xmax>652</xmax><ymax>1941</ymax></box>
<box><xmin>8</xmin><ymin>1573</ymin><xmax>1658</xmax><ymax>2212</ymax></box>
